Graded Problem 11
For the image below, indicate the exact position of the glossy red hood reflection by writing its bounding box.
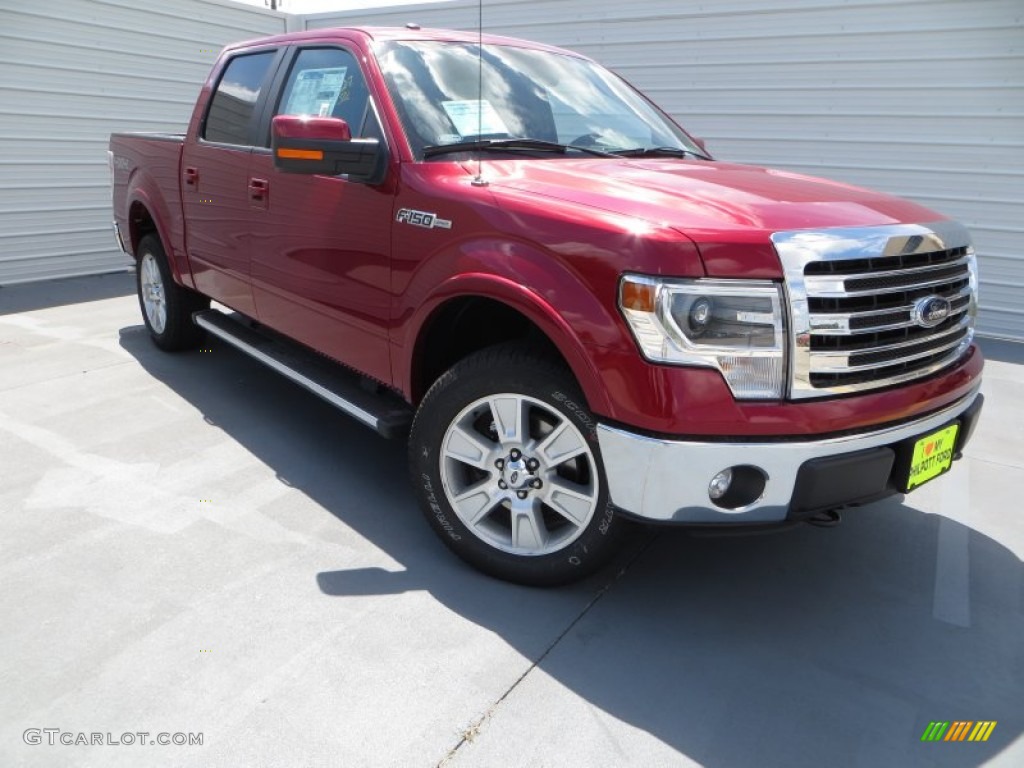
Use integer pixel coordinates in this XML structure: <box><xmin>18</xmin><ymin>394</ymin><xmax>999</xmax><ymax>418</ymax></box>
<box><xmin>482</xmin><ymin>157</ymin><xmax>944</xmax><ymax>241</ymax></box>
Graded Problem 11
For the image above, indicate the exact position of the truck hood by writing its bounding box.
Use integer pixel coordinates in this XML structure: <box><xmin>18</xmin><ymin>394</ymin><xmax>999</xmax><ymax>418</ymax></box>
<box><xmin>480</xmin><ymin>157</ymin><xmax>944</xmax><ymax>275</ymax></box>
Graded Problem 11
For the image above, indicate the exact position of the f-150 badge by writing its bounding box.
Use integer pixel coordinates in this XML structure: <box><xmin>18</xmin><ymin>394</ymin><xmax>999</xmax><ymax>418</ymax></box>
<box><xmin>396</xmin><ymin>208</ymin><xmax>452</xmax><ymax>230</ymax></box>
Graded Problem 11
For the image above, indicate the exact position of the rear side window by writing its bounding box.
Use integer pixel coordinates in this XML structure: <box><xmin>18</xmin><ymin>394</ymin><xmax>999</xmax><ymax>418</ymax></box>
<box><xmin>204</xmin><ymin>52</ymin><xmax>275</xmax><ymax>145</ymax></box>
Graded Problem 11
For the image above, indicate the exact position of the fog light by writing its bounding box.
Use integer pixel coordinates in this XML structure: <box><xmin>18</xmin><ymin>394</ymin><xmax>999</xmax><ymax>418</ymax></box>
<box><xmin>708</xmin><ymin>468</ymin><xmax>733</xmax><ymax>500</ymax></box>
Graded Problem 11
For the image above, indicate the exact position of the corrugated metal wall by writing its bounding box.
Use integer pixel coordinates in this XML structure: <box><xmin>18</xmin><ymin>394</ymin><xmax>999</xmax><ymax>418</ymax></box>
<box><xmin>1</xmin><ymin>0</ymin><xmax>1020</xmax><ymax>339</ymax></box>
<box><xmin>0</xmin><ymin>0</ymin><xmax>287</xmax><ymax>285</ymax></box>
<box><xmin>306</xmin><ymin>0</ymin><xmax>1024</xmax><ymax>340</ymax></box>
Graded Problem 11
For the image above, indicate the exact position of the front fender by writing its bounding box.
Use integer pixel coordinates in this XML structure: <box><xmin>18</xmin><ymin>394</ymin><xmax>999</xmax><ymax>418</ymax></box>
<box><xmin>396</xmin><ymin>241</ymin><xmax>629</xmax><ymax>417</ymax></box>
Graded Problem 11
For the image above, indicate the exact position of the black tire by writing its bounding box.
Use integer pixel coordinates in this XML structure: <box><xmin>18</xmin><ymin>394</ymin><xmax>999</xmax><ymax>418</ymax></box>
<box><xmin>409</xmin><ymin>343</ymin><xmax>623</xmax><ymax>586</ymax></box>
<box><xmin>136</xmin><ymin>234</ymin><xmax>208</xmax><ymax>351</ymax></box>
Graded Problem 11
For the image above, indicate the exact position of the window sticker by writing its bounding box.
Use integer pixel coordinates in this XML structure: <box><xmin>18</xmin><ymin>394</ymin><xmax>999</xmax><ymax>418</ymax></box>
<box><xmin>284</xmin><ymin>67</ymin><xmax>349</xmax><ymax>117</ymax></box>
<box><xmin>441</xmin><ymin>100</ymin><xmax>509</xmax><ymax>138</ymax></box>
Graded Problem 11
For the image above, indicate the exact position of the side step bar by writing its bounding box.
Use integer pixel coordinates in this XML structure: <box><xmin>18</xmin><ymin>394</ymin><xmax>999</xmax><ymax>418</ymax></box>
<box><xmin>193</xmin><ymin>309</ymin><xmax>413</xmax><ymax>439</ymax></box>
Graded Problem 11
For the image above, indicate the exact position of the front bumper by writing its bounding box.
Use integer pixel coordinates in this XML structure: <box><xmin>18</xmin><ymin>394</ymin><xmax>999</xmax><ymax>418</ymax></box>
<box><xmin>597</xmin><ymin>388</ymin><xmax>983</xmax><ymax>523</ymax></box>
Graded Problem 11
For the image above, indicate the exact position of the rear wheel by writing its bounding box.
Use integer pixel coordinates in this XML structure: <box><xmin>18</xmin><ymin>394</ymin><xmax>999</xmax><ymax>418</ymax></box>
<box><xmin>409</xmin><ymin>344</ymin><xmax>622</xmax><ymax>586</ymax></box>
<box><xmin>136</xmin><ymin>234</ymin><xmax>208</xmax><ymax>351</ymax></box>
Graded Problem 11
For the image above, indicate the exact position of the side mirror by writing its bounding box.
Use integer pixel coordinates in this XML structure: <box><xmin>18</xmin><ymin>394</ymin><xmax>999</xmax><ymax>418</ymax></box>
<box><xmin>272</xmin><ymin>115</ymin><xmax>386</xmax><ymax>184</ymax></box>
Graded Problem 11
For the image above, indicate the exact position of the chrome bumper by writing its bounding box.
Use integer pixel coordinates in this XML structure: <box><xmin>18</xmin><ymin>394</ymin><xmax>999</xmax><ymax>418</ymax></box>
<box><xmin>597</xmin><ymin>388</ymin><xmax>981</xmax><ymax>523</ymax></box>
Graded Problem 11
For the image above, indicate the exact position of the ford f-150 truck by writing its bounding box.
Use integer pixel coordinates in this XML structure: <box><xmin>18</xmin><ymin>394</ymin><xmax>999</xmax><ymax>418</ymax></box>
<box><xmin>110</xmin><ymin>26</ymin><xmax>983</xmax><ymax>585</ymax></box>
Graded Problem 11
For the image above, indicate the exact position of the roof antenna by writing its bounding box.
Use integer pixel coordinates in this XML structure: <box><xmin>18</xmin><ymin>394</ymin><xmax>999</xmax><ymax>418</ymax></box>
<box><xmin>471</xmin><ymin>0</ymin><xmax>488</xmax><ymax>187</ymax></box>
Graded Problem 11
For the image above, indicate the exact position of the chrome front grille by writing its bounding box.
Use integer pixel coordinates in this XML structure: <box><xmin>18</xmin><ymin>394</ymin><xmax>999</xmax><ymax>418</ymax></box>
<box><xmin>771</xmin><ymin>222</ymin><xmax>977</xmax><ymax>399</ymax></box>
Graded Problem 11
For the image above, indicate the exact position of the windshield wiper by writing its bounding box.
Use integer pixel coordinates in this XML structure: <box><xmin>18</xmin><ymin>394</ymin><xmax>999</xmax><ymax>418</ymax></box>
<box><xmin>423</xmin><ymin>138</ymin><xmax>618</xmax><ymax>159</ymax></box>
<box><xmin>613</xmin><ymin>146</ymin><xmax>709</xmax><ymax>159</ymax></box>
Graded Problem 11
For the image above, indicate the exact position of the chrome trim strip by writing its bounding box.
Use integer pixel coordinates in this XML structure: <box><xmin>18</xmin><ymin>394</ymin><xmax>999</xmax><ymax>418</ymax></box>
<box><xmin>770</xmin><ymin>221</ymin><xmax>976</xmax><ymax>399</ymax></box>
<box><xmin>808</xmin><ymin>286</ymin><xmax>971</xmax><ymax>335</ymax></box>
<box><xmin>194</xmin><ymin>314</ymin><xmax>380</xmax><ymax>430</ymax></box>
<box><xmin>112</xmin><ymin>221</ymin><xmax>127</xmax><ymax>253</ymax></box>
<box><xmin>804</xmin><ymin>333</ymin><xmax>973</xmax><ymax>394</ymax></box>
<box><xmin>803</xmin><ymin>254</ymin><xmax>970</xmax><ymax>295</ymax></box>
<box><xmin>810</xmin><ymin>336</ymin><xmax>968</xmax><ymax>374</ymax></box>
<box><xmin>805</xmin><ymin>263</ymin><xmax>970</xmax><ymax>298</ymax></box>
<box><xmin>809</xmin><ymin>317</ymin><xmax>970</xmax><ymax>372</ymax></box>
<box><xmin>597</xmin><ymin>388</ymin><xmax>980</xmax><ymax>523</ymax></box>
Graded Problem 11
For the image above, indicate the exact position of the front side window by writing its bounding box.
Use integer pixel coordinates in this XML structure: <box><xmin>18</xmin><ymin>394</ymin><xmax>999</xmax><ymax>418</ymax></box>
<box><xmin>204</xmin><ymin>52</ymin><xmax>275</xmax><ymax>145</ymax></box>
<box><xmin>273</xmin><ymin>47</ymin><xmax>379</xmax><ymax>140</ymax></box>
<box><xmin>375</xmin><ymin>41</ymin><xmax>700</xmax><ymax>159</ymax></box>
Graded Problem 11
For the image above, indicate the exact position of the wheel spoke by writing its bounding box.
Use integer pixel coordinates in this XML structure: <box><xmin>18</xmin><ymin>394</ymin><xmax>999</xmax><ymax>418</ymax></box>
<box><xmin>510</xmin><ymin>497</ymin><xmax>547</xmax><ymax>551</ymax></box>
<box><xmin>443</xmin><ymin>423</ymin><xmax>494</xmax><ymax>470</ymax></box>
<box><xmin>543</xmin><ymin>477</ymin><xmax>597</xmax><ymax>526</ymax></box>
<box><xmin>452</xmin><ymin>482</ymin><xmax>499</xmax><ymax>525</ymax></box>
<box><xmin>535</xmin><ymin>419</ymin><xmax>587</xmax><ymax>466</ymax></box>
<box><xmin>489</xmin><ymin>395</ymin><xmax>527</xmax><ymax>445</ymax></box>
<box><xmin>141</xmin><ymin>254</ymin><xmax>166</xmax><ymax>333</ymax></box>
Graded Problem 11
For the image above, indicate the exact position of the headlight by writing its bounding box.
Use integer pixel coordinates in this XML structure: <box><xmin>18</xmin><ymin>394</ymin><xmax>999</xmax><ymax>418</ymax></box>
<box><xmin>619</xmin><ymin>275</ymin><xmax>787</xmax><ymax>399</ymax></box>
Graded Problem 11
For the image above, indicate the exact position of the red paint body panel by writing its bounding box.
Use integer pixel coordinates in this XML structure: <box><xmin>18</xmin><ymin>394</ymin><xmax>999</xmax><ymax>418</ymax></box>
<box><xmin>477</xmin><ymin>158</ymin><xmax>946</xmax><ymax>277</ymax></box>
<box><xmin>109</xmin><ymin>134</ymin><xmax>194</xmax><ymax>287</ymax></box>
<box><xmin>109</xmin><ymin>26</ymin><xmax>984</xmax><ymax>443</ymax></box>
<box><xmin>248</xmin><ymin>150</ymin><xmax>395</xmax><ymax>382</ymax></box>
<box><xmin>588</xmin><ymin>343</ymin><xmax>983</xmax><ymax>436</ymax></box>
<box><xmin>180</xmin><ymin>141</ymin><xmax>258</xmax><ymax>316</ymax></box>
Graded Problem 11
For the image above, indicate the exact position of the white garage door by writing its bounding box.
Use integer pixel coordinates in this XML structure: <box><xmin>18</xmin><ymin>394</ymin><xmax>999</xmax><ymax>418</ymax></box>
<box><xmin>0</xmin><ymin>0</ymin><xmax>287</xmax><ymax>285</ymax></box>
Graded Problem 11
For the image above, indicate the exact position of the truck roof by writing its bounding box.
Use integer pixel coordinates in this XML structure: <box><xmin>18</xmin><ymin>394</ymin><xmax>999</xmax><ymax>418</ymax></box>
<box><xmin>222</xmin><ymin>25</ymin><xmax>587</xmax><ymax>60</ymax></box>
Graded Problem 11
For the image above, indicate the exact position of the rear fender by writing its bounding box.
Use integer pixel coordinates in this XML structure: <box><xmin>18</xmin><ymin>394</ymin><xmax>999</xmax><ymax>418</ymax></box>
<box><xmin>126</xmin><ymin>170</ymin><xmax>192</xmax><ymax>288</ymax></box>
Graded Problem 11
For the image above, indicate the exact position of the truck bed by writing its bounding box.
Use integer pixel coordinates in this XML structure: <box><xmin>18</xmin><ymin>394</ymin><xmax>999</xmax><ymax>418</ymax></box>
<box><xmin>109</xmin><ymin>132</ymin><xmax>186</xmax><ymax>267</ymax></box>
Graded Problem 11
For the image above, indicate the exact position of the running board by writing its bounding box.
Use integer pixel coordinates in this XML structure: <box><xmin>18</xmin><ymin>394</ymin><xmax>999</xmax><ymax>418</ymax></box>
<box><xmin>193</xmin><ymin>310</ymin><xmax>412</xmax><ymax>439</ymax></box>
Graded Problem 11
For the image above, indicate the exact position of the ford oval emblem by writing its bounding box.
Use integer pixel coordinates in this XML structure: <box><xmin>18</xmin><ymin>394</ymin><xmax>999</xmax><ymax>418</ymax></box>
<box><xmin>913</xmin><ymin>296</ymin><xmax>952</xmax><ymax>328</ymax></box>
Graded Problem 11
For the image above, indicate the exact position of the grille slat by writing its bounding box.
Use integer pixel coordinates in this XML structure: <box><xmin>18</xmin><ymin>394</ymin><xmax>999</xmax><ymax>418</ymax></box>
<box><xmin>810</xmin><ymin>319</ymin><xmax>970</xmax><ymax>372</ymax></box>
<box><xmin>772</xmin><ymin>222</ymin><xmax>977</xmax><ymax>398</ymax></box>
<box><xmin>809</xmin><ymin>286</ymin><xmax>972</xmax><ymax>335</ymax></box>
<box><xmin>805</xmin><ymin>259</ymin><xmax>970</xmax><ymax>297</ymax></box>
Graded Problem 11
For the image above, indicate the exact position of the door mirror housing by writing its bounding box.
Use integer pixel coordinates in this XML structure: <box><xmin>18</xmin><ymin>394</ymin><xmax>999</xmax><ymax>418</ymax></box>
<box><xmin>272</xmin><ymin>115</ymin><xmax>386</xmax><ymax>184</ymax></box>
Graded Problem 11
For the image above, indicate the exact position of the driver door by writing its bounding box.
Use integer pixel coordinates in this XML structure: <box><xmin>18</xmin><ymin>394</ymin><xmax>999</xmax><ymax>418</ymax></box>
<box><xmin>248</xmin><ymin>45</ymin><xmax>394</xmax><ymax>384</ymax></box>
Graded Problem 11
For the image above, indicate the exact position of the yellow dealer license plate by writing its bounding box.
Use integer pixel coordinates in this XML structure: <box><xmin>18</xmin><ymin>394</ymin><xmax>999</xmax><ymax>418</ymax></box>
<box><xmin>906</xmin><ymin>424</ymin><xmax>959</xmax><ymax>491</ymax></box>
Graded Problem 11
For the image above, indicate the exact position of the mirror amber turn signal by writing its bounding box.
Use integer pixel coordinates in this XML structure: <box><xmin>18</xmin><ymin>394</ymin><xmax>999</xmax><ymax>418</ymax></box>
<box><xmin>271</xmin><ymin>115</ymin><xmax>386</xmax><ymax>183</ymax></box>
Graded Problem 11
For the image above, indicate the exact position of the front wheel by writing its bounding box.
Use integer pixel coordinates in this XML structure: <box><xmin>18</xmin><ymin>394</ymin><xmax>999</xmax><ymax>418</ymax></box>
<box><xmin>409</xmin><ymin>344</ymin><xmax>622</xmax><ymax>586</ymax></box>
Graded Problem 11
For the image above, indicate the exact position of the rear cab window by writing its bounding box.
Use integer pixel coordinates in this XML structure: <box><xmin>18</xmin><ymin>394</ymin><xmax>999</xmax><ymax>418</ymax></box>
<box><xmin>204</xmin><ymin>51</ymin><xmax>277</xmax><ymax>145</ymax></box>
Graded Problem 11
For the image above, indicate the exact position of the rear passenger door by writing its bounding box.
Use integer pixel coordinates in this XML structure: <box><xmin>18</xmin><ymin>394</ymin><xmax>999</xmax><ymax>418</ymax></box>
<box><xmin>182</xmin><ymin>48</ymin><xmax>282</xmax><ymax>315</ymax></box>
<box><xmin>247</xmin><ymin>45</ymin><xmax>395</xmax><ymax>384</ymax></box>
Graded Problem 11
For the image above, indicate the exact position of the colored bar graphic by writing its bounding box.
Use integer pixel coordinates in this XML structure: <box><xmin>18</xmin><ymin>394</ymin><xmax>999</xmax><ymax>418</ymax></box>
<box><xmin>945</xmin><ymin>722</ymin><xmax>972</xmax><ymax>741</ymax></box>
<box><xmin>921</xmin><ymin>721</ymin><xmax>996</xmax><ymax>742</ymax></box>
<box><xmin>970</xmin><ymin>722</ymin><xmax>997</xmax><ymax>742</ymax></box>
<box><xmin>921</xmin><ymin>722</ymin><xmax>949</xmax><ymax>741</ymax></box>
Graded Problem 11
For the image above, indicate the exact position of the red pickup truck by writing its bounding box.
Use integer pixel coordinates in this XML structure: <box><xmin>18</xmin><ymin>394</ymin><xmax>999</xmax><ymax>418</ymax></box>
<box><xmin>110</xmin><ymin>26</ymin><xmax>983</xmax><ymax>585</ymax></box>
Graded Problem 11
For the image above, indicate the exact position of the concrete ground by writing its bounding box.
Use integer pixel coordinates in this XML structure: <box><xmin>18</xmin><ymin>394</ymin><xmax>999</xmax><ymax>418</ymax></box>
<box><xmin>0</xmin><ymin>272</ymin><xmax>1021</xmax><ymax>768</ymax></box>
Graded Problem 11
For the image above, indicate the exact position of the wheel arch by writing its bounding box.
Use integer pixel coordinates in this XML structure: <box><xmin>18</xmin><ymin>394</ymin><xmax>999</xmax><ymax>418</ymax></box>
<box><xmin>128</xmin><ymin>200</ymin><xmax>159</xmax><ymax>257</ymax></box>
<box><xmin>405</xmin><ymin>277</ymin><xmax>611</xmax><ymax>418</ymax></box>
<box><xmin>124</xmin><ymin>175</ymin><xmax>192</xmax><ymax>287</ymax></box>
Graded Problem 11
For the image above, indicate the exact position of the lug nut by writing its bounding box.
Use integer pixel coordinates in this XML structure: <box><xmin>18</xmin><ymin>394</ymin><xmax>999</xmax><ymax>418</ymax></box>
<box><xmin>495</xmin><ymin>458</ymin><xmax>505</xmax><ymax>469</ymax></box>
<box><xmin>526</xmin><ymin>458</ymin><xmax>539</xmax><ymax>471</ymax></box>
<box><xmin>498</xmin><ymin>480</ymin><xmax>507</xmax><ymax>489</ymax></box>
<box><xmin>531</xmin><ymin>478</ymin><xmax>542</xmax><ymax>489</ymax></box>
<box><xmin>517</xmin><ymin>490</ymin><xmax>529</xmax><ymax>500</ymax></box>
<box><xmin>510</xmin><ymin>448</ymin><xmax>521</xmax><ymax>460</ymax></box>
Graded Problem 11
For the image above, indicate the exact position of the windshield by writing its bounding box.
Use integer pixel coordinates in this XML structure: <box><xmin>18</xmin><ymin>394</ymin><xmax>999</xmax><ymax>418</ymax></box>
<box><xmin>375</xmin><ymin>40</ymin><xmax>702</xmax><ymax>160</ymax></box>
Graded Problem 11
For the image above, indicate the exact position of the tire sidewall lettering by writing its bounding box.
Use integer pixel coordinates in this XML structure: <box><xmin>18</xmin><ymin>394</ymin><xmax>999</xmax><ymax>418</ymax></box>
<box><xmin>420</xmin><ymin>472</ymin><xmax>462</xmax><ymax>542</ymax></box>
